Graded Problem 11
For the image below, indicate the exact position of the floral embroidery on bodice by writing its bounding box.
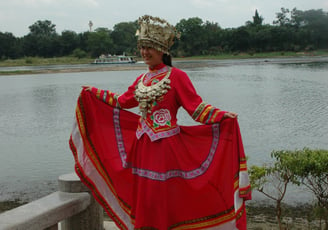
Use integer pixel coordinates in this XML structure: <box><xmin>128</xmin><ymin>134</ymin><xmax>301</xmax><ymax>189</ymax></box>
<box><xmin>152</xmin><ymin>109</ymin><xmax>171</xmax><ymax>127</ymax></box>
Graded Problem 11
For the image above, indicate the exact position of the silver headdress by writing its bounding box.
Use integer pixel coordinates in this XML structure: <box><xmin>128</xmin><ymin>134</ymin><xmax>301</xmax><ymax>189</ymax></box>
<box><xmin>136</xmin><ymin>15</ymin><xmax>180</xmax><ymax>54</ymax></box>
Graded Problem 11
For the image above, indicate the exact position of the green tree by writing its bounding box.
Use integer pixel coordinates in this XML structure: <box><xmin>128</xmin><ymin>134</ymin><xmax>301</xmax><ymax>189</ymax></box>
<box><xmin>269</xmin><ymin>26</ymin><xmax>294</xmax><ymax>51</ymax></box>
<box><xmin>85</xmin><ymin>28</ymin><xmax>114</xmax><ymax>57</ymax></box>
<box><xmin>230</xmin><ymin>27</ymin><xmax>250</xmax><ymax>52</ymax></box>
<box><xmin>23</xmin><ymin>20</ymin><xmax>59</xmax><ymax>57</ymax></box>
<box><xmin>175</xmin><ymin>17</ymin><xmax>208</xmax><ymax>56</ymax></box>
<box><xmin>249</xmin><ymin>25</ymin><xmax>273</xmax><ymax>52</ymax></box>
<box><xmin>245</xmin><ymin>10</ymin><xmax>269</xmax><ymax>52</ymax></box>
<box><xmin>111</xmin><ymin>21</ymin><xmax>138</xmax><ymax>55</ymax></box>
<box><xmin>202</xmin><ymin>21</ymin><xmax>223</xmax><ymax>54</ymax></box>
<box><xmin>219</xmin><ymin>29</ymin><xmax>234</xmax><ymax>52</ymax></box>
<box><xmin>292</xmin><ymin>9</ymin><xmax>328</xmax><ymax>49</ymax></box>
<box><xmin>246</xmin><ymin>9</ymin><xmax>264</xmax><ymax>27</ymax></box>
<box><xmin>273</xmin><ymin>8</ymin><xmax>291</xmax><ymax>26</ymax></box>
<box><xmin>0</xmin><ymin>32</ymin><xmax>22</xmax><ymax>59</ymax></box>
<box><xmin>60</xmin><ymin>30</ymin><xmax>80</xmax><ymax>56</ymax></box>
<box><xmin>28</xmin><ymin>20</ymin><xmax>56</xmax><ymax>36</ymax></box>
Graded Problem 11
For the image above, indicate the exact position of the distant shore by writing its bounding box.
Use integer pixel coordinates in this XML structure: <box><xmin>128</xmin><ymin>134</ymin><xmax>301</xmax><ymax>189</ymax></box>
<box><xmin>1</xmin><ymin>51</ymin><xmax>328</xmax><ymax>76</ymax></box>
<box><xmin>0</xmin><ymin>56</ymin><xmax>327</xmax><ymax>76</ymax></box>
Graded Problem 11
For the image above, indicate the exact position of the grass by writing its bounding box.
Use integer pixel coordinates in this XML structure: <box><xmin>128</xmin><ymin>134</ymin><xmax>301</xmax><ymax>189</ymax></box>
<box><xmin>0</xmin><ymin>199</ymin><xmax>27</xmax><ymax>213</ymax></box>
<box><xmin>176</xmin><ymin>50</ymin><xmax>328</xmax><ymax>60</ymax></box>
<box><xmin>0</xmin><ymin>56</ymin><xmax>94</xmax><ymax>67</ymax></box>
<box><xmin>0</xmin><ymin>70</ymin><xmax>35</xmax><ymax>75</ymax></box>
<box><xmin>1</xmin><ymin>51</ymin><xmax>328</xmax><ymax>68</ymax></box>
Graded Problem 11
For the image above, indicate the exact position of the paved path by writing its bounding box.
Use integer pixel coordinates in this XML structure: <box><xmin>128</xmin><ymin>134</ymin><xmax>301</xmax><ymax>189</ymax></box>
<box><xmin>58</xmin><ymin>221</ymin><xmax>118</xmax><ymax>229</ymax></box>
<box><xmin>104</xmin><ymin>221</ymin><xmax>119</xmax><ymax>230</ymax></box>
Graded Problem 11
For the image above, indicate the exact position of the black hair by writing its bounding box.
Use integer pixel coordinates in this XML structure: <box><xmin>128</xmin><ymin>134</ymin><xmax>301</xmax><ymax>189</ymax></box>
<box><xmin>162</xmin><ymin>54</ymin><xmax>172</xmax><ymax>67</ymax></box>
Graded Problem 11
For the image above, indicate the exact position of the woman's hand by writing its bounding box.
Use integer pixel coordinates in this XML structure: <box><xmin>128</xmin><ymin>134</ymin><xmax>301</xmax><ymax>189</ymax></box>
<box><xmin>223</xmin><ymin>111</ymin><xmax>238</xmax><ymax>119</ymax></box>
<box><xmin>82</xmin><ymin>86</ymin><xmax>92</xmax><ymax>91</ymax></box>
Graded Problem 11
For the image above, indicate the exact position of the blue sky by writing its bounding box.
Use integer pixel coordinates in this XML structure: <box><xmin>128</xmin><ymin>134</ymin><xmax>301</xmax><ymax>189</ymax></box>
<box><xmin>1</xmin><ymin>0</ymin><xmax>328</xmax><ymax>37</ymax></box>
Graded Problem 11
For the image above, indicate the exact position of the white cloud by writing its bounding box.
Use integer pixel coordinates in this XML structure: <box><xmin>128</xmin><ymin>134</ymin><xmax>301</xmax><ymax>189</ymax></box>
<box><xmin>21</xmin><ymin>0</ymin><xmax>54</xmax><ymax>6</ymax></box>
<box><xmin>191</xmin><ymin>0</ymin><xmax>215</xmax><ymax>8</ymax></box>
<box><xmin>322</xmin><ymin>0</ymin><xmax>328</xmax><ymax>8</ymax></box>
<box><xmin>5</xmin><ymin>0</ymin><xmax>99</xmax><ymax>8</ymax></box>
<box><xmin>63</xmin><ymin>0</ymin><xmax>100</xmax><ymax>8</ymax></box>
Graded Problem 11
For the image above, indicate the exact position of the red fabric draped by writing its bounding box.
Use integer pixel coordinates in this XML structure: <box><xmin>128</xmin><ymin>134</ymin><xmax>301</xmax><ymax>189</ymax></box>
<box><xmin>69</xmin><ymin>89</ymin><xmax>251</xmax><ymax>230</ymax></box>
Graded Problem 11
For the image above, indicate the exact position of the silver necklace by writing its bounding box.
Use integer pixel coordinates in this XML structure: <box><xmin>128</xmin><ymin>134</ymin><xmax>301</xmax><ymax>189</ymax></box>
<box><xmin>135</xmin><ymin>67</ymin><xmax>172</xmax><ymax>118</ymax></box>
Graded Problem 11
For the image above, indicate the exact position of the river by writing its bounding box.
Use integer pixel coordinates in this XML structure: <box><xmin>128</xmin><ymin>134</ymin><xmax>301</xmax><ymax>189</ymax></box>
<box><xmin>0</xmin><ymin>57</ymin><xmax>327</xmax><ymax>204</ymax></box>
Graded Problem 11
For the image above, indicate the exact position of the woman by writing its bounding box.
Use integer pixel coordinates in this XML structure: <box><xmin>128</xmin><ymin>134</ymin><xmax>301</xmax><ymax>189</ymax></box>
<box><xmin>70</xmin><ymin>15</ymin><xmax>251</xmax><ymax>230</ymax></box>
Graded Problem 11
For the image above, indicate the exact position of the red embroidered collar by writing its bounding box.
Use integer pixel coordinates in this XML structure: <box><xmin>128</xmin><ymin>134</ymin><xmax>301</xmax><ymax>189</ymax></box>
<box><xmin>149</xmin><ymin>63</ymin><xmax>166</xmax><ymax>71</ymax></box>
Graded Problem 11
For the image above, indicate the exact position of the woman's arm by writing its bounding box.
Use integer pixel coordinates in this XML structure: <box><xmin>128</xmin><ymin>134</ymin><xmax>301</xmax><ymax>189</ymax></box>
<box><xmin>173</xmin><ymin>69</ymin><xmax>237</xmax><ymax>124</ymax></box>
<box><xmin>82</xmin><ymin>76</ymin><xmax>141</xmax><ymax>109</ymax></box>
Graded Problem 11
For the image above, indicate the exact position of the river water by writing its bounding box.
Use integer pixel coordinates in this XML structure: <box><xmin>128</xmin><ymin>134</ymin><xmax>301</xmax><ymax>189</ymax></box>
<box><xmin>0</xmin><ymin>57</ymin><xmax>327</xmax><ymax>204</ymax></box>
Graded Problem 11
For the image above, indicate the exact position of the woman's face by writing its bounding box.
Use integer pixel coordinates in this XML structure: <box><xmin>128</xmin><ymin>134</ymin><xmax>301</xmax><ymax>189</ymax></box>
<box><xmin>140</xmin><ymin>46</ymin><xmax>163</xmax><ymax>68</ymax></box>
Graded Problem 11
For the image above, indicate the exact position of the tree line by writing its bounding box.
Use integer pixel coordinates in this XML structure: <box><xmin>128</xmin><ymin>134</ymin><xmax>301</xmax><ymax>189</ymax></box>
<box><xmin>1</xmin><ymin>7</ymin><xmax>328</xmax><ymax>60</ymax></box>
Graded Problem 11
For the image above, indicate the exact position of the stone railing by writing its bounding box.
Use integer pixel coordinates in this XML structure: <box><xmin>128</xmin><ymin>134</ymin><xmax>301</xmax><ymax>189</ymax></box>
<box><xmin>0</xmin><ymin>173</ymin><xmax>104</xmax><ymax>230</ymax></box>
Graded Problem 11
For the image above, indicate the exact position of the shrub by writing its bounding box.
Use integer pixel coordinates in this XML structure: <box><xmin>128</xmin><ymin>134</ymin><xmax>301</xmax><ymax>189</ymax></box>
<box><xmin>72</xmin><ymin>48</ymin><xmax>87</xmax><ymax>59</ymax></box>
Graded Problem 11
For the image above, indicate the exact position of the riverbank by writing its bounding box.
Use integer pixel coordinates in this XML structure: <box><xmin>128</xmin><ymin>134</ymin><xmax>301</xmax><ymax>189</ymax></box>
<box><xmin>1</xmin><ymin>51</ymin><xmax>328</xmax><ymax>76</ymax></box>
<box><xmin>1</xmin><ymin>50</ymin><xmax>327</xmax><ymax>67</ymax></box>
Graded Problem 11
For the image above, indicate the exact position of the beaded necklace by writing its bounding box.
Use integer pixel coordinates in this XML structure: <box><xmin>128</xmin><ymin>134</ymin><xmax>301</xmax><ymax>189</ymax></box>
<box><xmin>135</xmin><ymin>67</ymin><xmax>172</xmax><ymax>118</ymax></box>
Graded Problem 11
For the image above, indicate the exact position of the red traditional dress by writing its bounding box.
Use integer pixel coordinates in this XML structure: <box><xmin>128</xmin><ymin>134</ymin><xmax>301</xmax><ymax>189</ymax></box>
<box><xmin>69</xmin><ymin>63</ymin><xmax>251</xmax><ymax>230</ymax></box>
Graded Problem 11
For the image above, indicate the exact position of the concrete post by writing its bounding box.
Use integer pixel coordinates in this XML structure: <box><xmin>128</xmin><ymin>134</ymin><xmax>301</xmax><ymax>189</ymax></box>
<box><xmin>58</xmin><ymin>172</ymin><xmax>104</xmax><ymax>230</ymax></box>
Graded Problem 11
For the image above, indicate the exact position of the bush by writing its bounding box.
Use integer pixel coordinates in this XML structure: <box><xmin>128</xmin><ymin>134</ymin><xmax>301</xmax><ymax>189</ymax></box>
<box><xmin>275</xmin><ymin>148</ymin><xmax>328</xmax><ymax>228</ymax></box>
<box><xmin>25</xmin><ymin>57</ymin><xmax>33</xmax><ymax>64</ymax></box>
<box><xmin>72</xmin><ymin>48</ymin><xmax>87</xmax><ymax>59</ymax></box>
<box><xmin>250</xmin><ymin>148</ymin><xmax>328</xmax><ymax>229</ymax></box>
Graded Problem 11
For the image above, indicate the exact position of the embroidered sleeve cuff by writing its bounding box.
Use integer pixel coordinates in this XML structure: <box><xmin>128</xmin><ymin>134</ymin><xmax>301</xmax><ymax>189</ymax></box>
<box><xmin>192</xmin><ymin>102</ymin><xmax>226</xmax><ymax>124</ymax></box>
<box><xmin>91</xmin><ymin>87</ymin><xmax>119</xmax><ymax>107</ymax></box>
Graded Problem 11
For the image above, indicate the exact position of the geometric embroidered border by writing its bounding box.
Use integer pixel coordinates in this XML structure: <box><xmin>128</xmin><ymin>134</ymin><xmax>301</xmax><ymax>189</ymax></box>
<box><xmin>113</xmin><ymin>108</ymin><xmax>220</xmax><ymax>181</ymax></box>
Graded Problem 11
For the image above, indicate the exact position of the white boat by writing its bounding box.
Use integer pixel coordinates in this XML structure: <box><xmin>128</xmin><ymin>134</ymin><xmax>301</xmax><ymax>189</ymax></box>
<box><xmin>92</xmin><ymin>54</ymin><xmax>136</xmax><ymax>64</ymax></box>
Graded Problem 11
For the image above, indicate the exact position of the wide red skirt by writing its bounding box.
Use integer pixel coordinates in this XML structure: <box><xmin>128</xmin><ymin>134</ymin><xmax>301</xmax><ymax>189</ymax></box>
<box><xmin>69</xmin><ymin>90</ymin><xmax>251</xmax><ymax>230</ymax></box>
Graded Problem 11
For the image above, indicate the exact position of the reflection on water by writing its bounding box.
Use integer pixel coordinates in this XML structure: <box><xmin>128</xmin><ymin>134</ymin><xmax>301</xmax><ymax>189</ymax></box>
<box><xmin>0</xmin><ymin>59</ymin><xmax>327</xmax><ymax>203</ymax></box>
